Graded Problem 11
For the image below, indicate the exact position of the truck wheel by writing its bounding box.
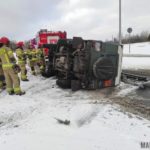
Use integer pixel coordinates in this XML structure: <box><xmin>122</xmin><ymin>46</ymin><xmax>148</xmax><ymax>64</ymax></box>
<box><xmin>71</xmin><ymin>80</ymin><xmax>81</xmax><ymax>91</ymax></box>
<box><xmin>42</xmin><ymin>69</ymin><xmax>55</xmax><ymax>77</ymax></box>
<box><xmin>56</xmin><ymin>79</ymin><xmax>71</xmax><ymax>89</ymax></box>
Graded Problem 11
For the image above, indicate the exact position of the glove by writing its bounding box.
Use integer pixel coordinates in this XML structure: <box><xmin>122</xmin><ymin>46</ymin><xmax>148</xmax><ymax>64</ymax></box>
<box><xmin>27</xmin><ymin>54</ymin><xmax>32</xmax><ymax>59</ymax></box>
<box><xmin>40</xmin><ymin>54</ymin><xmax>44</xmax><ymax>58</ymax></box>
<box><xmin>22</xmin><ymin>54</ymin><xmax>27</xmax><ymax>61</ymax></box>
<box><xmin>18</xmin><ymin>56</ymin><xmax>22</xmax><ymax>59</ymax></box>
<box><xmin>0</xmin><ymin>75</ymin><xmax>5</xmax><ymax>81</ymax></box>
<box><xmin>12</xmin><ymin>64</ymin><xmax>21</xmax><ymax>73</ymax></box>
<box><xmin>10</xmin><ymin>57</ymin><xmax>16</xmax><ymax>63</ymax></box>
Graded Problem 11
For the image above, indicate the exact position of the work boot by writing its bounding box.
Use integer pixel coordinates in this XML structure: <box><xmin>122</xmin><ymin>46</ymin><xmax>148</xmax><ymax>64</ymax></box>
<box><xmin>15</xmin><ymin>91</ymin><xmax>26</xmax><ymax>96</ymax></box>
<box><xmin>32</xmin><ymin>72</ymin><xmax>36</xmax><ymax>75</ymax></box>
<box><xmin>9</xmin><ymin>90</ymin><xmax>15</xmax><ymax>95</ymax></box>
<box><xmin>0</xmin><ymin>85</ymin><xmax>5</xmax><ymax>91</ymax></box>
<box><xmin>2</xmin><ymin>83</ymin><xmax>6</xmax><ymax>89</ymax></box>
<box><xmin>21</xmin><ymin>79</ymin><xmax>29</xmax><ymax>81</ymax></box>
<box><xmin>31</xmin><ymin>67</ymin><xmax>36</xmax><ymax>75</ymax></box>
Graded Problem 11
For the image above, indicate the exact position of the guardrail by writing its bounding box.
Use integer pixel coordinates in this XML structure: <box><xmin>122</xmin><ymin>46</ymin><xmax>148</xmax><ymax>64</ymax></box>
<box><xmin>123</xmin><ymin>54</ymin><xmax>150</xmax><ymax>57</ymax></box>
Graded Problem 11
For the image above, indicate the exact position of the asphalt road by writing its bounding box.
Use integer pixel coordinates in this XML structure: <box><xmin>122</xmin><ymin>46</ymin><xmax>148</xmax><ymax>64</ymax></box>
<box><xmin>89</xmin><ymin>82</ymin><xmax>150</xmax><ymax>120</ymax></box>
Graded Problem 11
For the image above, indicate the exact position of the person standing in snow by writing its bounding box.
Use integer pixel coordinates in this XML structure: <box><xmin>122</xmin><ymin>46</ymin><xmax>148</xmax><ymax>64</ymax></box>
<box><xmin>16</xmin><ymin>41</ymin><xmax>29</xmax><ymax>81</ymax></box>
<box><xmin>36</xmin><ymin>43</ymin><xmax>45</xmax><ymax>74</ymax></box>
<box><xmin>0</xmin><ymin>37</ymin><xmax>25</xmax><ymax>95</ymax></box>
<box><xmin>25</xmin><ymin>44</ymin><xmax>37</xmax><ymax>75</ymax></box>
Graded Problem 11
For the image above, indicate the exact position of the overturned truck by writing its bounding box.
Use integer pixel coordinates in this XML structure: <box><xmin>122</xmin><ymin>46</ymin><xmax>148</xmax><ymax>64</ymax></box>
<box><xmin>53</xmin><ymin>37</ymin><xmax>123</xmax><ymax>91</ymax></box>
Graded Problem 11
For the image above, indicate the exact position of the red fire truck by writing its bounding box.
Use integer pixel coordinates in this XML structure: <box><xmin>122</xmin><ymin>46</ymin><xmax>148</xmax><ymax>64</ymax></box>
<box><xmin>36</xmin><ymin>29</ymin><xmax>67</xmax><ymax>56</ymax></box>
<box><xmin>35</xmin><ymin>29</ymin><xmax>67</xmax><ymax>77</ymax></box>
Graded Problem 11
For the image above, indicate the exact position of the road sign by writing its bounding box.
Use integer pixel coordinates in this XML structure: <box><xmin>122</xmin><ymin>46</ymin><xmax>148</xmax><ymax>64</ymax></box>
<box><xmin>127</xmin><ymin>28</ymin><xmax>132</xmax><ymax>33</ymax></box>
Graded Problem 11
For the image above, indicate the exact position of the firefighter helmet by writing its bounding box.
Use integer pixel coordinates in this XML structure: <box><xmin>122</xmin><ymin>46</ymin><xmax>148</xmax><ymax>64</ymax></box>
<box><xmin>17</xmin><ymin>41</ymin><xmax>24</xmax><ymax>47</ymax></box>
<box><xmin>1</xmin><ymin>37</ymin><xmax>9</xmax><ymax>45</ymax></box>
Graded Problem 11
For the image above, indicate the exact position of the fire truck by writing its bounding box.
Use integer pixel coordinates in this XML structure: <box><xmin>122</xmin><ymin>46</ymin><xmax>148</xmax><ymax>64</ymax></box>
<box><xmin>35</xmin><ymin>29</ymin><xmax>67</xmax><ymax>76</ymax></box>
<box><xmin>36</xmin><ymin>29</ymin><xmax>67</xmax><ymax>56</ymax></box>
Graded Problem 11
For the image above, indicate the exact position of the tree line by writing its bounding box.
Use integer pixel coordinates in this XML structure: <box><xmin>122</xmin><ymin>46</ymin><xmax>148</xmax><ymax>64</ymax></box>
<box><xmin>112</xmin><ymin>31</ymin><xmax>150</xmax><ymax>44</ymax></box>
<box><xmin>8</xmin><ymin>30</ymin><xmax>150</xmax><ymax>50</ymax></box>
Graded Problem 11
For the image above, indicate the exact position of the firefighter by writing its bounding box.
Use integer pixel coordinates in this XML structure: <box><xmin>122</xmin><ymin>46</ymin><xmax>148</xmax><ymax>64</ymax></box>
<box><xmin>25</xmin><ymin>45</ymin><xmax>32</xmax><ymax>73</ymax></box>
<box><xmin>25</xmin><ymin>44</ymin><xmax>36</xmax><ymax>75</ymax></box>
<box><xmin>0</xmin><ymin>40</ymin><xmax>5</xmax><ymax>91</ymax></box>
<box><xmin>36</xmin><ymin>43</ymin><xmax>45</xmax><ymax>74</ymax></box>
<box><xmin>31</xmin><ymin>45</ymin><xmax>38</xmax><ymax>75</ymax></box>
<box><xmin>0</xmin><ymin>37</ymin><xmax>25</xmax><ymax>95</ymax></box>
<box><xmin>16</xmin><ymin>41</ymin><xmax>29</xmax><ymax>81</ymax></box>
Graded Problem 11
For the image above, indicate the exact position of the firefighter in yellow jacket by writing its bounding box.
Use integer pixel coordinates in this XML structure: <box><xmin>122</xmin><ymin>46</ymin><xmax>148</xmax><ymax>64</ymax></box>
<box><xmin>25</xmin><ymin>44</ymin><xmax>37</xmax><ymax>75</ymax></box>
<box><xmin>36</xmin><ymin>43</ymin><xmax>45</xmax><ymax>74</ymax></box>
<box><xmin>0</xmin><ymin>41</ymin><xmax>5</xmax><ymax>91</ymax></box>
<box><xmin>25</xmin><ymin>45</ymin><xmax>33</xmax><ymax>74</ymax></box>
<box><xmin>0</xmin><ymin>37</ymin><xmax>25</xmax><ymax>95</ymax></box>
<box><xmin>16</xmin><ymin>42</ymin><xmax>29</xmax><ymax>81</ymax></box>
<box><xmin>31</xmin><ymin>45</ymin><xmax>38</xmax><ymax>75</ymax></box>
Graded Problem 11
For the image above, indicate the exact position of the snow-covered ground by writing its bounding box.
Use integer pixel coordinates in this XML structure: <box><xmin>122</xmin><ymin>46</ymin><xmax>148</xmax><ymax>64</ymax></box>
<box><xmin>122</xmin><ymin>42</ymin><xmax>150</xmax><ymax>70</ymax></box>
<box><xmin>0</xmin><ymin>42</ymin><xmax>150</xmax><ymax>150</ymax></box>
<box><xmin>123</xmin><ymin>42</ymin><xmax>150</xmax><ymax>55</ymax></box>
<box><xmin>0</xmin><ymin>73</ymin><xmax>150</xmax><ymax>150</ymax></box>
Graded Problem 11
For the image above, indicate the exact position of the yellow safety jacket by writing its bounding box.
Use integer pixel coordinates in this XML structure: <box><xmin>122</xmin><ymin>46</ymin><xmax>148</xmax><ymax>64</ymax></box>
<box><xmin>25</xmin><ymin>49</ymin><xmax>32</xmax><ymax>60</ymax></box>
<box><xmin>16</xmin><ymin>48</ymin><xmax>26</xmax><ymax>64</ymax></box>
<box><xmin>31</xmin><ymin>49</ymin><xmax>38</xmax><ymax>62</ymax></box>
<box><xmin>36</xmin><ymin>48</ymin><xmax>44</xmax><ymax>61</ymax></box>
<box><xmin>0</xmin><ymin>46</ymin><xmax>16</xmax><ymax>70</ymax></box>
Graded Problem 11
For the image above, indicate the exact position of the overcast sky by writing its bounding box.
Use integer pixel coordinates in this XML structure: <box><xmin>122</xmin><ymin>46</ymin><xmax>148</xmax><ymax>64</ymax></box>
<box><xmin>0</xmin><ymin>0</ymin><xmax>150</xmax><ymax>41</ymax></box>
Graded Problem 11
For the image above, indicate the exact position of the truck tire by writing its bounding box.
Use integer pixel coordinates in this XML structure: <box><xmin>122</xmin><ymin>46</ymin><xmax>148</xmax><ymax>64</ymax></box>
<box><xmin>42</xmin><ymin>69</ymin><xmax>55</xmax><ymax>77</ymax></box>
<box><xmin>56</xmin><ymin>79</ymin><xmax>71</xmax><ymax>89</ymax></box>
<box><xmin>71</xmin><ymin>80</ymin><xmax>81</xmax><ymax>91</ymax></box>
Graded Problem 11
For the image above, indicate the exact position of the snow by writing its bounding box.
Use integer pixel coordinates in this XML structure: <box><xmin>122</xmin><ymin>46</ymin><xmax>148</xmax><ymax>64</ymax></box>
<box><xmin>122</xmin><ymin>42</ymin><xmax>150</xmax><ymax>70</ymax></box>
<box><xmin>116</xmin><ymin>83</ymin><xmax>138</xmax><ymax>96</ymax></box>
<box><xmin>122</xmin><ymin>57</ymin><xmax>150</xmax><ymax>70</ymax></box>
<box><xmin>123</xmin><ymin>42</ymin><xmax>150</xmax><ymax>55</ymax></box>
<box><xmin>0</xmin><ymin>73</ymin><xmax>150</xmax><ymax>150</ymax></box>
<box><xmin>0</xmin><ymin>42</ymin><xmax>150</xmax><ymax>149</ymax></box>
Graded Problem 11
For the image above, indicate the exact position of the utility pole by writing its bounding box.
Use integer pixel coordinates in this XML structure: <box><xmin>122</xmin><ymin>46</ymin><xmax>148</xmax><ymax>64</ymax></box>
<box><xmin>127</xmin><ymin>27</ymin><xmax>133</xmax><ymax>53</ymax></box>
<box><xmin>119</xmin><ymin>0</ymin><xmax>122</xmax><ymax>45</ymax></box>
<box><xmin>129</xmin><ymin>33</ymin><xmax>131</xmax><ymax>53</ymax></box>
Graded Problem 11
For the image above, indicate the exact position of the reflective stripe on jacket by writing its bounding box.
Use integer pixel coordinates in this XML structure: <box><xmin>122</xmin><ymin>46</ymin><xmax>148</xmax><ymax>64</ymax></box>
<box><xmin>31</xmin><ymin>49</ymin><xmax>38</xmax><ymax>61</ymax></box>
<box><xmin>16</xmin><ymin>48</ymin><xmax>26</xmax><ymax>64</ymax></box>
<box><xmin>36</xmin><ymin>48</ymin><xmax>44</xmax><ymax>60</ymax></box>
<box><xmin>0</xmin><ymin>46</ymin><xmax>15</xmax><ymax>69</ymax></box>
<box><xmin>25</xmin><ymin>49</ymin><xmax>32</xmax><ymax>60</ymax></box>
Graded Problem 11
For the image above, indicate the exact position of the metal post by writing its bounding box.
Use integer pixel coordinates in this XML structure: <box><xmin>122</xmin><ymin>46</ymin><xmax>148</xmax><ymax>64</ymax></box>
<box><xmin>127</xmin><ymin>28</ymin><xmax>132</xmax><ymax>53</ymax></box>
<box><xmin>129</xmin><ymin>33</ymin><xmax>131</xmax><ymax>53</ymax></box>
<box><xmin>119</xmin><ymin>0</ymin><xmax>122</xmax><ymax>45</ymax></box>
